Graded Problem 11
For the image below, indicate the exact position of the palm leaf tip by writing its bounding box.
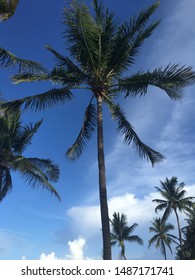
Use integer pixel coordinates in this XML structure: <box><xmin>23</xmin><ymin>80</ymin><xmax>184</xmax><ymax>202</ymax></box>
<box><xmin>0</xmin><ymin>47</ymin><xmax>46</xmax><ymax>72</ymax></box>
<box><xmin>109</xmin><ymin>102</ymin><xmax>164</xmax><ymax>165</ymax></box>
<box><xmin>66</xmin><ymin>103</ymin><xmax>96</xmax><ymax>160</ymax></box>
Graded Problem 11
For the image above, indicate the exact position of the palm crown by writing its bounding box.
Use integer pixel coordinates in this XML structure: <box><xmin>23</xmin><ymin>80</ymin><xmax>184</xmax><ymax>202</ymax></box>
<box><xmin>153</xmin><ymin>177</ymin><xmax>195</xmax><ymax>220</ymax></box>
<box><xmin>110</xmin><ymin>212</ymin><xmax>143</xmax><ymax>259</ymax></box>
<box><xmin>2</xmin><ymin>0</ymin><xmax>195</xmax><ymax>164</ymax></box>
<box><xmin>153</xmin><ymin>176</ymin><xmax>195</xmax><ymax>259</ymax></box>
<box><xmin>0</xmin><ymin>109</ymin><xmax>60</xmax><ymax>201</ymax></box>
<box><xmin>148</xmin><ymin>217</ymin><xmax>178</xmax><ymax>260</ymax></box>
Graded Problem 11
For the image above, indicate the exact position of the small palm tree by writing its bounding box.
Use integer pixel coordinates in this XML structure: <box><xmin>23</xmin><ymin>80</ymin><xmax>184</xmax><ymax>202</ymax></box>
<box><xmin>176</xmin><ymin>204</ymin><xmax>195</xmax><ymax>259</ymax></box>
<box><xmin>0</xmin><ymin>108</ymin><xmax>60</xmax><ymax>202</ymax></box>
<box><xmin>2</xmin><ymin>0</ymin><xmax>195</xmax><ymax>259</ymax></box>
<box><xmin>152</xmin><ymin>177</ymin><xmax>195</xmax><ymax>259</ymax></box>
<box><xmin>0</xmin><ymin>0</ymin><xmax>19</xmax><ymax>21</ymax></box>
<box><xmin>110</xmin><ymin>212</ymin><xmax>143</xmax><ymax>259</ymax></box>
<box><xmin>148</xmin><ymin>217</ymin><xmax>178</xmax><ymax>260</ymax></box>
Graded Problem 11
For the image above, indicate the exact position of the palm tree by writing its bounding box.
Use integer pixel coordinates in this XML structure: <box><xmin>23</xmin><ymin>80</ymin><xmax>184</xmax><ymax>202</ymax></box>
<box><xmin>176</xmin><ymin>204</ymin><xmax>195</xmax><ymax>259</ymax></box>
<box><xmin>1</xmin><ymin>1</ymin><xmax>195</xmax><ymax>259</ymax></box>
<box><xmin>110</xmin><ymin>212</ymin><xmax>143</xmax><ymax>259</ymax></box>
<box><xmin>148</xmin><ymin>217</ymin><xmax>178</xmax><ymax>260</ymax></box>
<box><xmin>152</xmin><ymin>177</ymin><xmax>195</xmax><ymax>259</ymax></box>
<box><xmin>0</xmin><ymin>0</ymin><xmax>19</xmax><ymax>21</ymax></box>
<box><xmin>0</xmin><ymin>108</ymin><xmax>60</xmax><ymax>202</ymax></box>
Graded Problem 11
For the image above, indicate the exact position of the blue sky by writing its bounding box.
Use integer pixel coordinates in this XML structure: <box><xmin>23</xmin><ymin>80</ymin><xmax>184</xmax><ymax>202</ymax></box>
<box><xmin>0</xmin><ymin>0</ymin><xmax>195</xmax><ymax>260</ymax></box>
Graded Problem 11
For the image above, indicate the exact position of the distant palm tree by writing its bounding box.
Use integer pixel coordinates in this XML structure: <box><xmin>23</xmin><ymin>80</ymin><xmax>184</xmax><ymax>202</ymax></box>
<box><xmin>0</xmin><ymin>108</ymin><xmax>60</xmax><ymax>202</ymax></box>
<box><xmin>152</xmin><ymin>177</ymin><xmax>195</xmax><ymax>259</ymax></box>
<box><xmin>0</xmin><ymin>0</ymin><xmax>19</xmax><ymax>21</ymax></box>
<box><xmin>2</xmin><ymin>0</ymin><xmax>195</xmax><ymax>259</ymax></box>
<box><xmin>110</xmin><ymin>212</ymin><xmax>143</xmax><ymax>259</ymax></box>
<box><xmin>148</xmin><ymin>217</ymin><xmax>178</xmax><ymax>260</ymax></box>
<box><xmin>176</xmin><ymin>204</ymin><xmax>195</xmax><ymax>259</ymax></box>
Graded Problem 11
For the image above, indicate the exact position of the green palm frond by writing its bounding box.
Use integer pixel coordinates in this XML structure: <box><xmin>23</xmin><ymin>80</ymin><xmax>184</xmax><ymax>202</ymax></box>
<box><xmin>109</xmin><ymin>102</ymin><xmax>164</xmax><ymax>165</ymax></box>
<box><xmin>12</xmin><ymin>120</ymin><xmax>43</xmax><ymax>154</ymax></box>
<box><xmin>127</xmin><ymin>235</ymin><xmax>143</xmax><ymax>245</ymax></box>
<box><xmin>110</xmin><ymin>212</ymin><xmax>127</xmax><ymax>236</ymax></box>
<box><xmin>0</xmin><ymin>167</ymin><xmax>12</xmax><ymax>201</ymax></box>
<box><xmin>105</xmin><ymin>2</ymin><xmax>160</xmax><ymax>76</ymax></box>
<box><xmin>13</xmin><ymin>156</ymin><xmax>60</xmax><ymax>200</ymax></box>
<box><xmin>45</xmin><ymin>45</ymin><xmax>91</xmax><ymax>84</ymax></box>
<box><xmin>11</xmin><ymin>72</ymin><xmax>51</xmax><ymax>84</ymax></box>
<box><xmin>0</xmin><ymin>47</ymin><xmax>45</xmax><ymax>72</ymax></box>
<box><xmin>148</xmin><ymin>234</ymin><xmax>158</xmax><ymax>248</ymax></box>
<box><xmin>22</xmin><ymin>158</ymin><xmax>60</xmax><ymax>183</ymax></box>
<box><xmin>1</xmin><ymin>87</ymin><xmax>74</xmax><ymax>112</ymax></box>
<box><xmin>0</xmin><ymin>0</ymin><xmax>19</xmax><ymax>21</ymax></box>
<box><xmin>12</xmin><ymin>69</ymin><xmax>82</xmax><ymax>87</ymax></box>
<box><xmin>63</xmin><ymin>0</ymin><xmax>99</xmax><ymax>74</ymax></box>
<box><xmin>66</xmin><ymin>102</ymin><xmax>97</xmax><ymax>160</ymax></box>
<box><xmin>120</xmin><ymin>64</ymin><xmax>195</xmax><ymax>99</ymax></box>
<box><xmin>92</xmin><ymin>0</ymin><xmax>119</xmax><ymax>72</ymax></box>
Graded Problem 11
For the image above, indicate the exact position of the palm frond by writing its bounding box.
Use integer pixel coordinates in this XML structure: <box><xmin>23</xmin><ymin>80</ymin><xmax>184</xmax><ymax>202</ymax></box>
<box><xmin>92</xmin><ymin>0</ymin><xmax>119</xmax><ymax>73</ymax></box>
<box><xmin>0</xmin><ymin>167</ymin><xmax>12</xmax><ymax>201</ymax></box>
<box><xmin>12</xmin><ymin>66</ymin><xmax>89</xmax><ymax>87</ymax></box>
<box><xmin>0</xmin><ymin>47</ymin><xmax>46</xmax><ymax>72</ymax></box>
<box><xmin>45</xmin><ymin>45</ymin><xmax>91</xmax><ymax>84</ymax></box>
<box><xmin>119</xmin><ymin>64</ymin><xmax>195</xmax><ymax>99</ymax></box>
<box><xmin>66</xmin><ymin>102</ymin><xmax>96</xmax><ymax>160</ymax></box>
<box><xmin>1</xmin><ymin>87</ymin><xmax>74</xmax><ymax>112</ymax></box>
<box><xmin>105</xmin><ymin>2</ymin><xmax>160</xmax><ymax>76</ymax></box>
<box><xmin>0</xmin><ymin>0</ymin><xmax>19</xmax><ymax>21</ymax></box>
<box><xmin>23</xmin><ymin>158</ymin><xmax>60</xmax><ymax>183</ymax></box>
<box><xmin>108</xmin><ymin>102</ymin><xmax>164</xmax><ymax>165</ymax></box>
<box><xmin>63</xmin><ymin>0</ymin><xmax>99</xmax><ymax>74</ymax></box>
<box><xmin>148</xmin><ymin>234</ymin><xmax>158</xmax><ymax>248</ymax></box>
<box><xmin>12</xmin><ymin>120</ymin><xmax>43</xmax><ymax>154</ymax></box>
<box><xmin>127</xmin><ymin>235</ymin><xmax>143</xmax><ymax>245</ymax></box>
<box><xmin>13</xmin><ymin>156</ymin><xmax>60</xmax><ymax>200</ymax></box>
<box><xmin>12</xmin><ymin>72</ymin><xmax>50</xmax><ymax>84</ymax></box>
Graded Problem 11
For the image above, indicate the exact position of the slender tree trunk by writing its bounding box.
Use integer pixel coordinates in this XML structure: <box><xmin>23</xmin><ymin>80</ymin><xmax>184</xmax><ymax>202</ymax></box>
<box><xmin>0</xmin><ymin>167</ymin><xmax>4</xmax><ymax>201</ymax></box>
<box><xmin>174</xmin><ymin>209</ymin><xmax>185</xmax><ymax>259</ymax></box>
<box><xmin>97</xmin><ymin>95</ymin><xmax>111</xmax><ymax>260</ymax></box>
<box><xmin>162</xmin><ymin>242</ymin><xmax>167</xmax><ymax>260</ymax></box>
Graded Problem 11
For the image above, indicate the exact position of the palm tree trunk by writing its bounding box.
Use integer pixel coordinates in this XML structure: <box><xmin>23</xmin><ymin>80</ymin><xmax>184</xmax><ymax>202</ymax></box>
<box><xmin>162</xmin><ymin>242</ymin><xmax>167</xmax><ymax>260</ymax></box>
<box><xmin>174</xmin><ymin>209</ymin><xmax>185</xmax><ymax>259</ymax></box>
<box><xmin>0</xmin><ymin>168</ymin><xmax>2</xmax><ymax>198</ymax></box>
<box><xmin>97</xmin><ymin>95</ymin><xmax>111</xmax><ymax>260</ymax></box>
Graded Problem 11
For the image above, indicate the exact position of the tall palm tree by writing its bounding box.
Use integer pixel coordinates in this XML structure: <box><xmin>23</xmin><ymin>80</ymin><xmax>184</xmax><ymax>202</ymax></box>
<box><xmin>0</xmin><ymin>108</ymin><xmax>60</xmax><ymax>202</ymax></box>
<box><xmin>1</xmin><ymin>1</ymin><xmax>195</xmax><ymax>259</ymax></box>
<box><xmin>110</xmin><ymin>212</ymin><xmax>143</xmax><ymax>260</ymax></box>
<box><xmin>152</xmin><ymin>177</ymin><xmax>195</xmax><ymax>259</ymax></box>
<box><xmin>148</xmin><ymin>217</ymin><xmax>178</xmax><ymax>260</ymax></box>
<box><xmin>0</xmin><ymin>0</ymin><xmax>19</xmax><ymax>21</ymax></box>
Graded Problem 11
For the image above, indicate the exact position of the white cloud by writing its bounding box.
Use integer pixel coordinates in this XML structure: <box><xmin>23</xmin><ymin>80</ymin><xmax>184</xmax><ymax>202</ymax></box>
<box><xmin>39</xmin><ymin>237</ymin><xmax>87</xmax><ymax>260</ymax></box>
<box><xmin>67</xmin><ymin>183</ymin><xmax>195</xmax><ymax>238</ymax></box>
<box><xmin>40</xmin><ymin>251</ymin><xmax>59</xmax><ymax>260</ymax></box>
<box><xmin>65</xmin><ymin>238</ymin><xmax>86</xmax><ymax>260</ymax></box>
